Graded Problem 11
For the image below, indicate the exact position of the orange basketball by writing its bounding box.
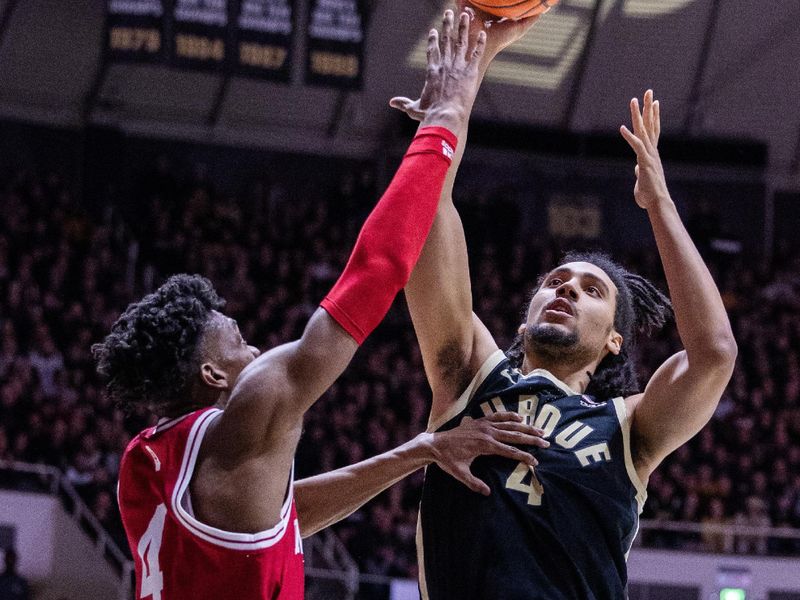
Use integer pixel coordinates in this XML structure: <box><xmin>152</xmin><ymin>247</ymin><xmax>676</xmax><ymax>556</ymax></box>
<box><xmin>467</xmin><ymin>0</ymin><xmax>558</xmax><ymax>20</ymax></box>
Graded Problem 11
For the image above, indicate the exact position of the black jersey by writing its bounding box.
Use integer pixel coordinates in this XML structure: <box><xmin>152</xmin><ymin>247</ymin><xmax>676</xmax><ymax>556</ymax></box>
<box><xmin>417</xmin><ymin>350</ymin><xmax>647</xmax><ymax>600</ymax></box>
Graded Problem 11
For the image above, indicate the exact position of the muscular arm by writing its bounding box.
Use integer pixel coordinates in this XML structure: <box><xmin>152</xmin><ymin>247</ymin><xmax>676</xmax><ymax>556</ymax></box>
<box><xmin>295</xmin><ymin>413</ymin><xmax>545</xmax><ymax>537</ymax></box>
<box><xmin>191</xmin><ymin>14</ymin><xmax>490</xmax><ymax>532</ymax></box>
<box><xmin>401</xmin><ymin>13</ymin><xmax>542</xmax><ymax>411</ymax></box>
<box><xmin>405</xmin><ymin>125</ymin><xmax>498</xmax><ymax>406</ymax></box>
<box><xmin>621</xmin><ymin>92</ymin><xmax>737</xmax><ymax>478</ymax></box>
<box><xmin>227</xmin><ymin>123</ymin><xmax>459</xmax><ymax>441</ymax></box>
<box><xmin>295</xmin><ymin>432</ymin><xmax>432</xmax><ymax>538</ymax></box>
<box><xmin>216</xmin><ymin>13</ymin><xmax>486</xmax><ymax>450</ymax></box>
<box><xmin>216</xmin><ymin>123</ymin><xmax>463</xmax><ymax>458</ymax></box>
<box><xmin>194</xmin><ymin>129</ymin><xmax>459</xmax><ymax>530</ymax></box>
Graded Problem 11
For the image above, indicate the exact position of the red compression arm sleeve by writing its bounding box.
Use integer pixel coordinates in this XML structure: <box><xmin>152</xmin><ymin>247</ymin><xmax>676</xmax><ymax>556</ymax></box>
<box><xmin>321</xmin><ymin>126</ymin><xmax>458</xmax><ymax>344</ymax></box>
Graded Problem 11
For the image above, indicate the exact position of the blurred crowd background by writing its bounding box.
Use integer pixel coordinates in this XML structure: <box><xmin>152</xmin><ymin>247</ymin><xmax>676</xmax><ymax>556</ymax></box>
<box><xmin>0</xmin><ymin>135</ymin><xmax>799</xmax><ymax>588</ymax></box>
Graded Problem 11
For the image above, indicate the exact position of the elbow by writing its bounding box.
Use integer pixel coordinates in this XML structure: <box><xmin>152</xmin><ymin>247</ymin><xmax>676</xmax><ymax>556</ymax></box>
<box><xmin>714</xmin><ymin>335</ymin><xmax>738</xmax><ymax>363</ymax></box>
<box><xmin>698</xmin><ymin>336</ymin><xmax>738</xmax><ymax>372</ymax></box>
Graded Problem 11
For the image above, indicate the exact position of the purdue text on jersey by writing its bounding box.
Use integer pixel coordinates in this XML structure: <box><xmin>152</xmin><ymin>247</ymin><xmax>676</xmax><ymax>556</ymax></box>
<box><xmin>418</xmin><ymin>350</ymin><xmax>646</xmax><ymax>600</ymax></box>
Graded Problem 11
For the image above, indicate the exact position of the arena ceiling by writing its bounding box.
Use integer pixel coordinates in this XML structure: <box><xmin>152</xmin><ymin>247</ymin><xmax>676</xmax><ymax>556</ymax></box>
<box><xmin>0</xmin><ymin>0</ymin><xmax>798</xmax><ymax>188</ymax></box>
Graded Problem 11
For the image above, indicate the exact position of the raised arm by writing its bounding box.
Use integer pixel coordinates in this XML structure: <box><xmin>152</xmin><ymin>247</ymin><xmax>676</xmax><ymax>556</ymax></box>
<box><xmin>295</xmin><ymin>413</ymin><xmax>546</xmax><ymax>537</ymax></box>
<box><xmin>210</xmin><ymin>11</ymin><xmax>488</xmax><ymax>459</ymax></box>
<box><xmin>620</xmin><ymin>90</ymin><xmax>737</xmax><ymax>478</ymax></box>
<box><xmin>394</xmin><ymin>12</ymin><xmax>542</xmax><ymax>411</ymax></box>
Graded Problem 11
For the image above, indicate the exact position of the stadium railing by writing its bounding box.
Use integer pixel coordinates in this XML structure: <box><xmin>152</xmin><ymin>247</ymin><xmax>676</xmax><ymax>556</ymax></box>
<box><xmin>639</xmin><ymin>518</ymin><xmax>800</xmax><ymax>544</ymax></box>
<box><xmin>304</xmin><ymin>528</ymin><xmax>360</xmax><ymax>600</ymax></box>
<box><xmin>0</xmin><ymin>460</ymin><xmax>134</xmax><ymax>599</ymax></box>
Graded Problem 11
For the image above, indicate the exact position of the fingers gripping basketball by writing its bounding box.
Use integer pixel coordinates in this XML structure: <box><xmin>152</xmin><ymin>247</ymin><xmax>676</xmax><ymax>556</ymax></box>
<box><xmin>466</xmin><ymin>0</ymin><xmax>558</xmax><ymax>21</ymax></box>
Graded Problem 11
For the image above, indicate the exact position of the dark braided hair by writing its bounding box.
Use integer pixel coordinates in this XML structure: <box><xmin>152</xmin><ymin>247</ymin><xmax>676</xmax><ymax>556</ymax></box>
<box><xmin>506</xmin><ymin>251</ymin><xmax>672</xmax><ymax>398</ymax></box>
<box><xmin>92</xmin><ymin>274</ymin><xmax>225</xmax><ymax>417</ymax></box>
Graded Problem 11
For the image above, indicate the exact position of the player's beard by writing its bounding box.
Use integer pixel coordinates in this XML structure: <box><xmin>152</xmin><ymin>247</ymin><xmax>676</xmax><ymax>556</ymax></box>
<box><xmin>524</xmin><ymin>323</ymin><xmax>596</xmax><ymax>367</ymax></box>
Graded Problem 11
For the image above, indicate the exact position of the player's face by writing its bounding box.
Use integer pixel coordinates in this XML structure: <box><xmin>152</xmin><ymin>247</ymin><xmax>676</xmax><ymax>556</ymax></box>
<box><xmin>202</xmin><ymin>311</ymin><xmax>261</xmax><ymax>388</ymax></box>
<box><xmin>523</xmin><ymin>262</ymin><xmax>621</xmax><ymax>359</ymax></box>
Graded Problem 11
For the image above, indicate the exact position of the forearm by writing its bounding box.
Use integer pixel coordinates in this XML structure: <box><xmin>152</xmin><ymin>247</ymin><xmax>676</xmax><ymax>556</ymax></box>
<box><xmin>322</xmin><ymin>12</ymin><xmax>497</xmax><ymax>345</ymax></box>
<box><xmin>620</xmin><ymin>92</ymin><xmax>736</xmax><ymax>472</ymax></box>
<box><xmin>648</xmin><ymin>198</ymin><xmax>736</xmax><ymax>358</ymax></box>
<box><xmin>294</xmin><ymin>434</ymin><xmax>433</xmax><ymax>537</ymax></box>
<box><xmin>320</xmin><ymin>127</ymin><xmax>457</xmax><ymax>345</ymax></box>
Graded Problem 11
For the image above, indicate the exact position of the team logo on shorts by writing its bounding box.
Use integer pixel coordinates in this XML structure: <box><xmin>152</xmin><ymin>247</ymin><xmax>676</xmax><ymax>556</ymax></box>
<box><xmin>579</xmin><ymin>395</ymin><xmax>606</xmax><ymax>408</ymax></box>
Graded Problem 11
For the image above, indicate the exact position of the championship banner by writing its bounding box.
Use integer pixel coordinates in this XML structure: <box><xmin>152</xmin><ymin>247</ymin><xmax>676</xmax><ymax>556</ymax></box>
<box><xmin>106</xmin><ymin>0</ymin><xmax>166</xmax><ymax>63</ymax></box>
<box><xmin>234</xmin><ymin>0</ymin><xmax>294</xmax><ymax>81</ymax></box>
<box><xmin>171</xmin><ymin>0</ymin><xmax>230</xmax><ymax>71</ymax></box>
<box><xmin>305</xmin><ymin>0</ymin><xmax>366</xmax><ymax>89</ymax></box>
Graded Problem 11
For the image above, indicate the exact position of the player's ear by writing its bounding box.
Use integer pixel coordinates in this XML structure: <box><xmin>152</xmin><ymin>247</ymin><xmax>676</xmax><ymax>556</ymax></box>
<box><xmin>200</xmin><ymin>362</ymin><xmax>230</xmax><ymax>390</ymax></box>
<box><xmin>606</xmin><ymin>330</ymin><xmax>623</xmax><ymax>356</ymax></box>
<box><xmin>518</xmin><ymin>323</ymin><xmax>527</xmax><ymax>335</ymax></box>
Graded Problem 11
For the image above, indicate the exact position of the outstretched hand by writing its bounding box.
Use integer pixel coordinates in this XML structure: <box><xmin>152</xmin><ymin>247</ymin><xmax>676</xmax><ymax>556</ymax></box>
<box><xmin>427</xmin><ymin>412</ymin><xmax>549</xmax><ymax>496</ymax></box>
<box><xmin>395</xmin><ymin>10</ymin><xmax>487</xmax><ymax>133</ymax></box>
<box><xmin>391</xmin><ymin>7</ymin><xmax>541</xmax><ymax>123</ymax></box>
<box><xmin>620</xmin><ymin>89</ymin><xmax>671</xmax><ymax>210</ymax></box>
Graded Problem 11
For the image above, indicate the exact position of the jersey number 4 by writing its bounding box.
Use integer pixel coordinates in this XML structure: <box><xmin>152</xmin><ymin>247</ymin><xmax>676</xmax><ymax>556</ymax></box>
<box><xmin>138</xmin><ymin>504</ymin><xmax>167</xmax><ymax>600</ymax></box>
<box><xmin>505</xmin><ymin>462</ymin><xmax>544</xmax><ymax>506</ymax></box>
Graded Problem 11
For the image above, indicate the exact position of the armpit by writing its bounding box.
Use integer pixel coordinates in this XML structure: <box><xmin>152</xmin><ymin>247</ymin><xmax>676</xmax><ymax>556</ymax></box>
<box><xmin>435</xmin><ymin>340</ymin><xmax>472</xmax><ymax>396</ymax></box>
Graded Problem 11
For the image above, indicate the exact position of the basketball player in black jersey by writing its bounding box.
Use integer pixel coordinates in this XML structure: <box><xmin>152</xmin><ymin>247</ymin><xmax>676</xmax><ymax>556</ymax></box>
<box><xmin>393</xmin><ymin>22</ymin><xmax>738</xmax><ymax>597</ymax></box>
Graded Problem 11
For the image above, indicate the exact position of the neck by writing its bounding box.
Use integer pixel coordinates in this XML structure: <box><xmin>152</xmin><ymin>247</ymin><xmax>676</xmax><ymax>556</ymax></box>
<box><xmin>520</xmin><ymin>352</ymin><xmax>604</xmax><ymax>395</ymax></box>
<box><xmin>213</xmin><ymin>391</ymin><xmax>229</xmax><ymax>410</ymax></box>
<box><xmin>185</xmin><ymin>382</ymin><xmax>228</xmax><ymax>415</ymax></box>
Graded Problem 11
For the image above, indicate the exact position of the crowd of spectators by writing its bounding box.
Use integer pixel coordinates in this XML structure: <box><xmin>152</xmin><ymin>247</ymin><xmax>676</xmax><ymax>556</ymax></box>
<box><xmin>0</xmin><ymin>147</ymin><xmax>799</xmax><ymax>590</ymax></box>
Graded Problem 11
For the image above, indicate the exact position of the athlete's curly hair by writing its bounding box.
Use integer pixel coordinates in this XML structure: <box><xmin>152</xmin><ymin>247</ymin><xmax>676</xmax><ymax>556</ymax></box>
<box><xmin>92</xmin><ymin>274</ymin><xmax>225</xmax><ymax>417</ymax></box>
<box><xmin>506</xmin><ymin>251</ymin><xmax>672</xmax><ymax>399</ymax></box>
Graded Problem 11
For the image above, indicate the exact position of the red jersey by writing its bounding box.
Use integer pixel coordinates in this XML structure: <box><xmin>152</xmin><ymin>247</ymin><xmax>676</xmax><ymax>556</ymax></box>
<box><xmin>118</xmin><ymin>407</ymin><xmax>305</xmax><ymax>600</ymax></box>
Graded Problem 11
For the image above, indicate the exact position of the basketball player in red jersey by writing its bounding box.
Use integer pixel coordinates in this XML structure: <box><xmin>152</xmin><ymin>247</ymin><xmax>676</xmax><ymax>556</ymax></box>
<box><xmin>94</xmin><ymin>12</ymin><xmax>548</xmax><ymax>600</ymax></box>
